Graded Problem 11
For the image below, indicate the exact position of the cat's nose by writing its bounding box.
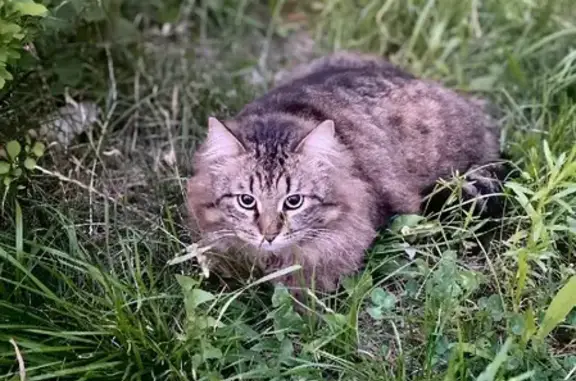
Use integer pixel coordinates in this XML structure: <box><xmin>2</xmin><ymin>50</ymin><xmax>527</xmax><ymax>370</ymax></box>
<box><xmin>258</xmin><ymin>213</ymin><xmax>282</xmax><ymax>243</ymax></box>
<box><xmin>263</xmin><ymin>232</ymin><xmax>279</xmax><ymax>243</ymax></box>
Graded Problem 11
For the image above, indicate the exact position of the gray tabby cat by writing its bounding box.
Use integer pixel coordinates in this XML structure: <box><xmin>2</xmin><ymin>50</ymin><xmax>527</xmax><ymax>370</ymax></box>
<box><xmin>186</xmin><ymin>52</ymin><xmax>501</xmax><ymax>293</ymax></box>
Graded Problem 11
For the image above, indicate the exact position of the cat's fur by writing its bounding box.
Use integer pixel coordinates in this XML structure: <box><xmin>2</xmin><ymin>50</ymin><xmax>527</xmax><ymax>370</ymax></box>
<box><xmin>186</xmin><ymin>52</ymin><xmax>502</xmax><ymax>293</ymax></box>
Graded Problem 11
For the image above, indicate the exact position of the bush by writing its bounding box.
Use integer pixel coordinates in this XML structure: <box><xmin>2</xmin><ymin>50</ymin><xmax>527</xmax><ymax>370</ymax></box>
<box><xmin>0</xmin><ymin>0</ymin><xmax>47</xmax><ymax>89</ymax></box>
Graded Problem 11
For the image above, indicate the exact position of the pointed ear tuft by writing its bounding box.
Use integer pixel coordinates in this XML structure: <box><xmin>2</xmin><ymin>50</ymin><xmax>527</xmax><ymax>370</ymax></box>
<box><xmin>200</xmin><ymin>117</ymin><xmax>245</xmax><ymax>160</ymax></box>
<box><xmin>295</xmin><ymin>120</ymin><xmax>338</xmax><ymax>156</ymax></box>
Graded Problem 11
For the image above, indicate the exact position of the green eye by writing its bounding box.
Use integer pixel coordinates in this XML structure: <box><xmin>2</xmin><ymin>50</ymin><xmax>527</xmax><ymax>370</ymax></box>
<box><xmin>237</xmin><ymin>194</ymin><xmax>256</xmax><ymax>209</ymax></box>
<box><xmin>284</xmin><ymin>194</ymin><xmax>304</xmax><ymax>210</ymax></box>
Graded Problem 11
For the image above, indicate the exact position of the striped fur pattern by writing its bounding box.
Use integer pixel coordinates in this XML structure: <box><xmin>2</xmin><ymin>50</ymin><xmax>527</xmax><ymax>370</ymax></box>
<box><xmin>186</xmin><ymin>52</ymin><xmax>501</xmax><ymax>293</ymax></box>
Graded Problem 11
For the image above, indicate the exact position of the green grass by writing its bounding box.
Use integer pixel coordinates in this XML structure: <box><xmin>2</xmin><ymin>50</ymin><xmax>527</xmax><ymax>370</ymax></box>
<box><xmin>2</xmin><ymin>0</ymin><xmax>576</xmax><ymax>380</ymax></box>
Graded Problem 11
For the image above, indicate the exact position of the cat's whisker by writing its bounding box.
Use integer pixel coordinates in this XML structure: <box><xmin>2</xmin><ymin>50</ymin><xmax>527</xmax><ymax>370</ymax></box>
<box><xmin>200</xmin><ymin>230</ymin><xmax>237</xmax><ymax>246</ymax></box>
<box><xmin>337</xmin><ymin>213</ymin><xmax>376</xmax><ymax>231</ymax></box>
<box><xmin>304</xmin><ymin>231</ymin><xmax>358</xmax><ymax>256</ymax></box>
<box><xmin>305</xmin><ymin>228</ymin><xmax>366</xmax><ymax>246</ymax></box>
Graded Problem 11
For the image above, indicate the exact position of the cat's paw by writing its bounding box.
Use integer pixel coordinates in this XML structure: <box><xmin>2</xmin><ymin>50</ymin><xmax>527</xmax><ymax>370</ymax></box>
<box><xmin>422</xmin><ymin>160</ymin><xmax>512</xmax><ymax>218</ymax></box>
<box><xmin>462</xmin><ymin>162</ymin><xmax>508</xmax><ymax>217</ymax></box>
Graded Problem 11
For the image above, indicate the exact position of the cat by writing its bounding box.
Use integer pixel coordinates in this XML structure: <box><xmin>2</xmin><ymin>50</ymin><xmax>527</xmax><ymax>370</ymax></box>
<box><xmin>186</xmin><ymin>51</ymin><xmax>502</xmax><ymax>295</ymax></box>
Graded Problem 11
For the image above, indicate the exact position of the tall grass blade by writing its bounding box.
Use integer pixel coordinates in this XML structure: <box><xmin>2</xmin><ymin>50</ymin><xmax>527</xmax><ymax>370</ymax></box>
<box><xmin>536</xmin><ymin>275</ymin><xmax>576</xmax><ymax>340</ymax></box>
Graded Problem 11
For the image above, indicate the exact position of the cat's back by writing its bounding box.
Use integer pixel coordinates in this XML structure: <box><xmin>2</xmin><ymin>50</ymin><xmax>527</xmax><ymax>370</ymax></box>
<box><xmin>273</xmin><ymin>51</ymin><xmax>413</xmax><ymax>87</ymax></box>
<box><xmin>238</xmin><ymin>52</ymin><xmax>498</xmax><ymax>168</ymax></box>
<box><xmin>240</xmin><ymin>52</ymin><xmax>413</xmax><ymax>117</ymax></box>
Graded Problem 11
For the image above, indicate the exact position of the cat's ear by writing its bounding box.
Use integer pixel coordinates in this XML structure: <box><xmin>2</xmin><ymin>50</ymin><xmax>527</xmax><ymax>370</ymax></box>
<box><xmin>201</xmin><ymin>117</ymin><xmax>246</xmax><ymax>160</ymax></box>
<box><xmin>295</xmin><ymin>120</ymin><xmax>338</xmax><ymax>156</ymax></box>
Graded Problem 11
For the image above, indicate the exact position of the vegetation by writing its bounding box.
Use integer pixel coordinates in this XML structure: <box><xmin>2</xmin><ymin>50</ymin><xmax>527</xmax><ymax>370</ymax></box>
<box><xmin>1</xmin><ymin>0</ymin><xmax>576</xmax><ymax>380</ymax></box>
<box><xmin>0</xmin><ymin>0</ymin><xmax>47</xmax><ymax>89</ymax></box>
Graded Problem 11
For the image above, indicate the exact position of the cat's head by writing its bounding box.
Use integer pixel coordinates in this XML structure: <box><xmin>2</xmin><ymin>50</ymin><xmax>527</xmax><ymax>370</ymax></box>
<box><xmin>187</xmin><ymin>115</ymin><xmax>359</xmax><ymax>253</ymax></box>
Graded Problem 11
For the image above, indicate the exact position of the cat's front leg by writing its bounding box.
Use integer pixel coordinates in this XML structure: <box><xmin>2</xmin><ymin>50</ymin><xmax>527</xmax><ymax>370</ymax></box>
<box><xmin>461</xmin><ymin>162</ymin><xmax>510</xmax><ymax>217</ymax></box>
<box><xmin>267</xmin><ymin>243</ymin><xmax>366</xmax><ymax>297</ymax></box>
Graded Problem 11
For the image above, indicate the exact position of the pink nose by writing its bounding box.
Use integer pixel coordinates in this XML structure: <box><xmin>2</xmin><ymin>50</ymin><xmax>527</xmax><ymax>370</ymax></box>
<box><xmin>264</xmin><ymin>232</ymin><xmax>278</xmax><ymax>243</ymax></box>
<box><xmin>258</xmin><ymin>214</ymin><xmax>282</xmax><ymax>242</ymax></box>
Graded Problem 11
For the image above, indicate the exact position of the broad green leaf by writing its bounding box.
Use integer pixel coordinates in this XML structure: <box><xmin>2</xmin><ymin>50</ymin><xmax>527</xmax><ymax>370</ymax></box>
<box><xmin>0</xmin><ymin>68</ymin><xmax>13</xmax><ymax>81</ymax></box>
<box><xmin>380</xmin><ymin>343</ymin><xmax>390</xmax><ymax>356</ymax></box>
<box><xmin>324</xmin><ymin>313</ymin><xmax>347</xmax><ymax>331</ymax></box>
<box><xmin>271</xmin><ymin>285</ymin><xmax>291</xmax><ymax>308</ymax></box>
<box><xmin>536</xmin><ymin>275</ymin><xmax>576</xmax><ymax>340</ymax></box>
<box><xmin>341</xmin><ymin>273</ymin><xmax>372</xmax><ymax>297</ymax></box>
<box><xmin>479</xmin><ymin>294</ymin><xmax>504</xmax><ymax>322</ymax></box>
<box><xmin>12</xmin><ymin>168</ymin><xmax>22</xmax><ymax>177</ymax></box>
<box><xmin>389</xmin><ymin>214</ymin><xmax>425</xmax><ymax>233</ymax></box>
<box><xmin>6</xmin><ymin>140</ymin><xmax>21</xmax><ymax>159</ymax></box>
<box><xmin>370</xmin><ymin>287</ymin><xmax>396</xmax><ymax>310</ymax></box>
<box><xmin>456</xmin><ymin>342</ymin><xmax>492</xmax><ymax>360</ymax></box>
<box><xmin>568</xmin><ymin>310</ymin><xmax>576</xmax><ymax>326</ymax></box>
<box><xmin>190</xmin><ymin>315</ymin><xmax>225</xmax><ymax>330</ymax></box>
<box><xmin>6</xmin><ymin>48</ymin><xmax>20</xmax><ymax>60</ymax></box>
<box><xmin>12</xmin><ymin>2</ymin><xmax>48</xmax><ymax>16</ymax></box>
<box><xmin>521</xmin><ymin>307</ymin><xmax>537</xmax><ymax>345</ymax></box>
<box><xmin>279</xmin><ymin>338</ymin><xmax>294</xmax><ymax>359</ymax></box>
<box><xmin>185</xmin><ymin>288</ymin><xmax>215</xmax><ymax>309</ymax></box>
<box><xmin>367</xmin><ymin>306</ymin><xmax>384</xmax><ymax>320</ymax></box>
<box><xmin>0</xmin><ymin>22</ymin><xmax>22</xmax><ymax>35</ymax></box>
<box><xmin>24</xmin><ymin>157</ymin><xmax>36</xmax><ymax>170</ymax></box>
<box><xmin>370</xmin><ymin>287</ymin><xmax>387</xmax><ymax>305</ymax></box>
<box><xmin>175</xmin><ymin>274</ymin><xmax>199</xmax><ymax>292</ymax></box>
<box><xmin>0</xmin><ymin>161</ymin><xmax>9</xmax><ymax>174</ymax></box>
<box><xmin>510</xmin><ymin>313</ymin><xmax>524</xmax><ymax>336</ymax></box>
<box><xmin>202</xmin><ymin>343</ymin><xmax>223</xmax><ymax>360</ymax></box>
<box><xmin>0</xmin><ymin>64</ymin><xmax>10</xmax><ymax>77</ymax></box>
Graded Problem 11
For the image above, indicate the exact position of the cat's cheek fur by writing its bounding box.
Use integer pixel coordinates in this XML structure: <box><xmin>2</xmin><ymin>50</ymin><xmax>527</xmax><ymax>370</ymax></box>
<box><xmin>320</xmin><ymin>205</ymin><xmax>341</xmax><ymax>224</ymax></box>
<box><xmin>186</xmin><ymin>175</ymin><xmax>221</xmax><ymax>232</ymax></box>
<box><xmin>201</xmin><ymin>208</ymin><xmax>223</xmax><ymax>225</ymax></box>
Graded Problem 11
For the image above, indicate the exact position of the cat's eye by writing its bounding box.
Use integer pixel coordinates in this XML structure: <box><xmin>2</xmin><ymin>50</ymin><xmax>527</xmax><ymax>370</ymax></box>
<box><xmin>237</xmin><ymin>194</ymin><xmax>256</xmax><ymax>210</ymax></box>
<box><xmin>284</xmin><ymin>194</ymin><xmax>304</xmax><ymax>210</ymax></box>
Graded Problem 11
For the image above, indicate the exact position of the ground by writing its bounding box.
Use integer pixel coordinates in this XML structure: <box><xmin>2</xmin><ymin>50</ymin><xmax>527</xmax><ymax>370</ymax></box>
<box><xmin>1</xmin><ymin>1</ymin><xmax>576</xmax><ymax>380</ymax></box>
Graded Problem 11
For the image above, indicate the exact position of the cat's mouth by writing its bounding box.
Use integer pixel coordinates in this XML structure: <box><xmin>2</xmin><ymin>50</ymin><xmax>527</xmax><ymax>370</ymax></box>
<box><xmin>254</xmin><ymin>239</ymin><xmax>293</xmax><ymax>252</ymax></box>
<box><xmin>235</xmin><ymin>231</ymin><xmax>300</xmax><ymax>253</ymax></box>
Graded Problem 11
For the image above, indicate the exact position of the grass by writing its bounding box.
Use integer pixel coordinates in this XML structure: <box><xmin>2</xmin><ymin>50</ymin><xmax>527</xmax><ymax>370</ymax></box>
<box><xmin>1</xmin><ymin>0</ymin><xmax>576</xmax><ymax>380</ymax></box>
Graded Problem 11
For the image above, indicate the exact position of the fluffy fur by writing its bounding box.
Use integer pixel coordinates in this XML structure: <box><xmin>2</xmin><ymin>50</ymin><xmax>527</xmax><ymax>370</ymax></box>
<box><xmin>186</xmin><ymin>52</ymin><xmax>501</xmax><ymax>293</ymax></box>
